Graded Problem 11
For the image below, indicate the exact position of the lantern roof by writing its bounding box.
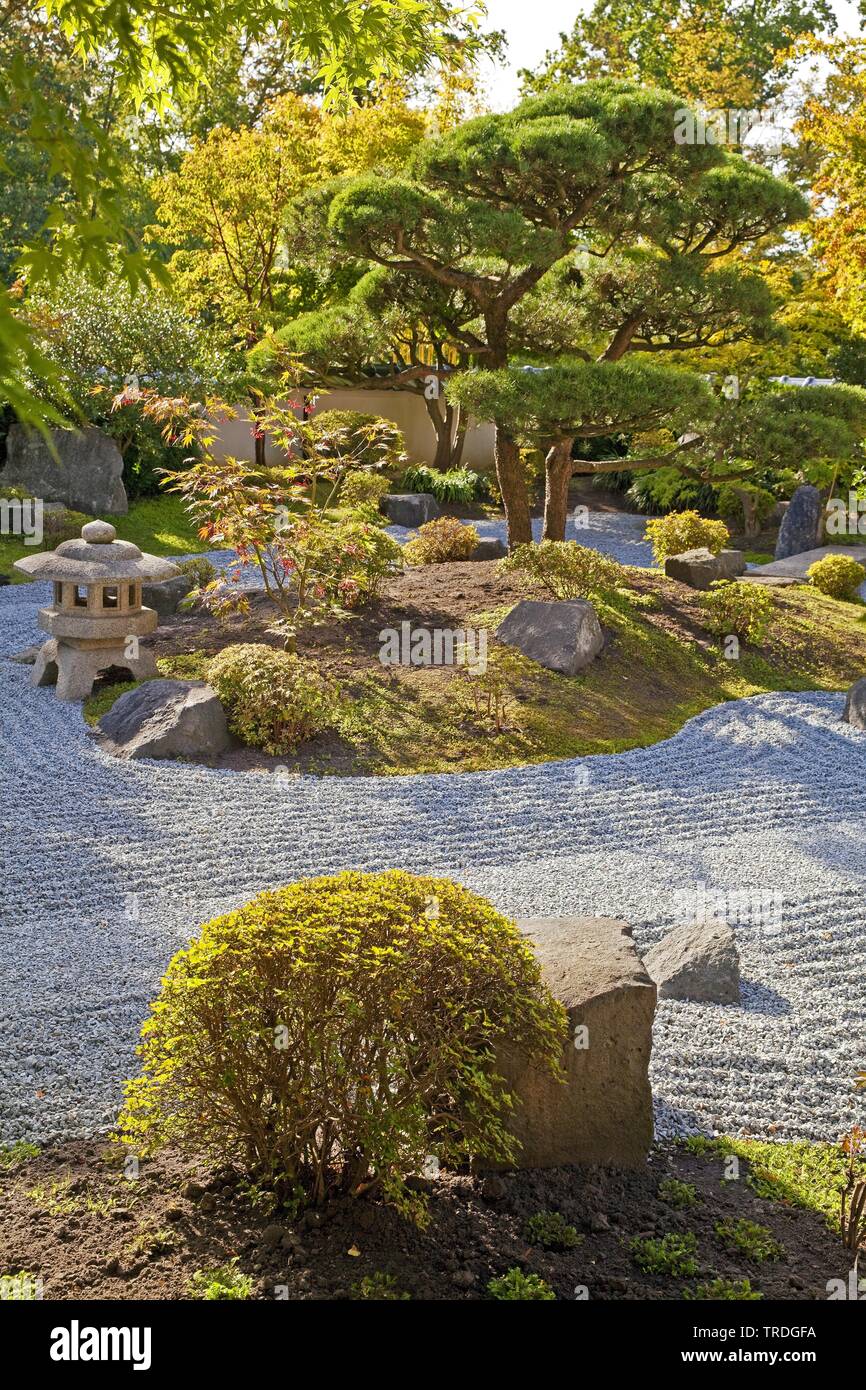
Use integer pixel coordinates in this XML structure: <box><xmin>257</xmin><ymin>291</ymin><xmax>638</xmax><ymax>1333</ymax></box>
<box><xmin>14</xmin><ymin>520</ymin><xmax>181</xmax><ymax>584</ymax></box>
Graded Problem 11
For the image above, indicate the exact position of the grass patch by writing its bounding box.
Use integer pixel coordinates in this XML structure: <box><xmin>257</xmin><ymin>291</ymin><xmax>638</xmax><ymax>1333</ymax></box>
<box><xmin>0</xmin><ymin>1142</ymin><xmax>39</xmax><ymax>1173</ymax></box>
<box><xmin>714</xmin><ymin>1218</ymin><xmax>785</xmax><ymax>1262</ymax></box>
<box><xmin>681</xmin><ymin>1135</ymin><xmax>861</xmax><ymax>1232</ymax></box>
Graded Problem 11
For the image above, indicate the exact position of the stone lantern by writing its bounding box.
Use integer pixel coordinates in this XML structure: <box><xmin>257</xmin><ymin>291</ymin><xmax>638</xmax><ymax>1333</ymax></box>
<box><xmin>14</xmin><ymin>519</ymin><xmax>181</xmax><ymax>700</ymax></box>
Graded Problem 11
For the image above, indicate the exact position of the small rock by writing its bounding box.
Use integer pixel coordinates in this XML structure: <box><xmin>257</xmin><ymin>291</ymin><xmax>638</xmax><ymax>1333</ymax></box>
<box><xmin>588</xmin><ymin>1211</ymin><xmax>610</xmax><ymax>1233</ymax></box>
<box><xmin>198</xmin><ymin>1192</ymin><xmax>216</xmax><ymax>1214</ymax></box>
<box><xmin>163</xmin><ymin>1205</ymin><xmax>184</xmax><ymax>1223</ymax></box>
<box><xmin>262</xmin><ymin>1223</ymin><xmax>285</xmax><ymax>1248</ymax></box>
<box><xmin>453</xmin><ymin>1268</ymin><xmax>476</xmax><ymax>1287</ymax></box>
<box><xmin>481</xmin><ymin>1176</ymin><xmax>507</xmax><ymax>1203</ymax></box>
<box><xmin>104</xmin><ymin>1255</ymin><xmax>122</xmax><ymax>1276</ymax></box>
<box><xmin>180</xmin><ymin>1179</ymin><xmax>204</xmax><ymax>1201</ymax></box>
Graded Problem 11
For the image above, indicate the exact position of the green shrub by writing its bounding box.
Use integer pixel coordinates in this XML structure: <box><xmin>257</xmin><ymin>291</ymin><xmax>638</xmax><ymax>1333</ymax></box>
<box><xmin>206</xmin><ymin>643</ymin><xmax>339</xmax><ymax>754</ymax></box>
<box><xmin>658</xmin><ymin>1177</ymin><xmax>698</xmax><ymax>1210</ymax></box>
<box><xmin>402</xmin><ymin>465</ymin><xmax>490</xmax><ymax>504</ymax></box>
<box><xmin>341</xmin><ymin>469</ymin><xmax>391</xmax><ymax>510</ymax></box>
<box><xmin>702</xmin><ymin>580</ymin><xmax>774</xmax><ymax>645</ymax></box>
<box><xmin>714</xmin><ymin>1218</ymin><xmax>784</xmax><ymax>1262</ymax></box>
<box><xmin>189</xmin><ymin>1259</ymin><xmax>253</xmax><ymax>1300</ymax></box>
<box><xmin>716</xmin><ymin>483</ymin><xmax>776</xmax><ymax>535</ymax></box>
<box><xmin>645</xmin><ymin>510</ymin><xmax>730</xmax><ymax>564</ymax></box>
<box><xmin>43</xmin><ymin>508</ymin><xmax>92</xmax><ymax>544</ymax></box>
<box><xmin>403</xmin><ymin>516</ymin><xmax>479</xmax><ymax>564</ymax></box>
<box><xmin>685</xmin><ymin>1277</ymin><xmax>763</xmax><ymax>1301</ymax></box>
<box><xmin>630</xmin><ymin>1232</ymin><xmax>699</xmax><ymax>1277</ymax></box>
<box><xmin>500</xmin><ymin>539</ymin><xmax>626</xmax><ymax>601</ymax></box>
<box><xmin>0</xmin><ymin>1141</ymin><xmax>39</xmax><ymax>1172</ymax></box>
<box><xmin>806</xmin><ymin>553</ymin><xmax>866</xmax><ymax>601</ymax></box>
<box><xmin>306</xmin><ymin>410</ymin><xmax>405</xmax><ymax>472</ymax></box>
<box><xmin>176</xmin><ymin>556</ymin><xmax>218</xmax><ymax>588</ymax></box>
<box><xmin>525</xmin><ymin>1210</ymin><xmax>583</xmax><ymax>1251</ymax></box>
<box><xmin>118</xmin><ymin>870</ymin><xmax>567</xmax><ymax>1224</ymax></box>
<box><xmin>487</xmin><ymin>1268</ymin><xmax>556</xmax><ymax>1300</ymax></box>
<box><xmin>351</xmin><ymin>1272</ymin><xmax>410</xmax><ymax>1300</ymax></box>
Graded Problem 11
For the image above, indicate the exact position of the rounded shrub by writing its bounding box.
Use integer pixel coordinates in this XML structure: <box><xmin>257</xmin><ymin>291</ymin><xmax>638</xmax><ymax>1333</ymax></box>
<box><xmin>702</xmin><ymin>580</ymin><xmax>774</xmax><ymax>645</ymax></box>
<box><xmin>806</xmin><ymin>553</ymin><xmax>866</xmax><ymax>601</ymax></box>
<box><xmin>645</xmin><ymin>510</ymin><xmax>730</xmax><ymax>565</ymax></box>
<box><xmin>118</xmin><ymin>870</ymin><xmax>566</xmax><ymax>1222</ymax></box>
<box><xmin>340</xmin><ymin>469</ymin><xmax>390</xmax><ymax>510</ymax></box>
<box><xmin>499</xmin><ymin>540</ymin><xmax>626</xmax><ymax>601</ymax></box>
<box><xmin>176</xmin><ymin>556</ymin><xmax>217</xmax><ymax>588</ymax></box>
<box><xmin>206</xmin><ymin>643</ymin><xmax>339</xmax><ymax>753</ymax></box>
<box><xmin>403</xmin><ymin>516</ymin><xmax>479</xmax><ymax>564</ymax></box>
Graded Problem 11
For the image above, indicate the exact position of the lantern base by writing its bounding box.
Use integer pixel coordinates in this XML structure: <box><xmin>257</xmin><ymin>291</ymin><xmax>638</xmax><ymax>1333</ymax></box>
<box><xmin>32</xmin><ymin>638</ymin><xmax>159</xmax><ymax>701</ymax></box>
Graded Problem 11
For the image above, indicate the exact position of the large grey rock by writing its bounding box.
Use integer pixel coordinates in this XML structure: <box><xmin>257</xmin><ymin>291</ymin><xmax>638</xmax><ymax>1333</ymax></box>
<box><xmin>665</xmin><ymin>547</ymin><xmax>745</xmax><ymax>590</ymax></box>
<box><xmin>142</xmin><ymin>572</ymin><xmax>192</xmax><ymax>618</ymax></box>
<box><xmin>496</xmin><ymin>598</ymin><xmax>604</xmax><ymax>675</ymax></box>
<box><xmin>643</xmin><ymin>920</ymin><xmax>740</xmax><ymax>1004</ymax></box>
<box><xmin>4</xmin><ymin>424</ymin><xmax>128</xmax><ymax>515</ymax></box>
<box><xmin>98</xmin><ymin>679</ymin><xmax>230</xmax><ymax>760</ymax></box>
<box><xmin>775</xmin><ymin>484</ymin><xmax>822</xmax><ymax>560</ymax></box>
<box><xmin>470</xmin><ymin>537</ymin><xmax>507</xmax><ymax>561</ymax></box>
<box><xmin>843</xmin><ymin>676</ymin><xmax>866</xmax><ymax>729</ymax></box>
<box><xmin>381</xmin><ymin>493</ymin><xmax>440</xmax><ymax>528</ymax></box>
<box><xmin>490</xmin><ymin>917</ymin><xmax>656</xmax><ymax>1170</ymax></box>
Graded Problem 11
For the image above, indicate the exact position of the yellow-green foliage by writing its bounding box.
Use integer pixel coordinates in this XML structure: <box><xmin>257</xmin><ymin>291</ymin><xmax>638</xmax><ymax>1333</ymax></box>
<box><xmin>487</xmin><ymin>1268</ymin><xmax>556</xmax><ymax>1300</ymax></box>
<box><xmin>118</xmin><ymin>871</ymin><xmax>567</xmax><ymax>1223</ymax></box>
<box><xmin>206</xmin><ymin>643</ymin><xmax>339</xmax><ymax>754</ymax></box>
<box><xmin>500</xmin><ymin>540</ymin><xmax>626</xmax><ymax>600</ymax></box>
<box><xmin>807</xmin><ymin>553</ymin><xmax>866</xmax><ymax>600</ymax></box>
<box><xmin>703</xmin><ymin>580</ymin><xmax>774</xmax><ymax>645</ymax></box>
<box><xmin>176</xmin><ymin>556</ymin><xmax>218</xmax><ymax>588</ymax></box>
<box><xmin>645</xmin><ymin>510</ymin><xmax>730</xmax><ymax>564</ymax></box>
<box><xmin>340</xmin><ymin>469</ymin><xmax>391</xmax><ymax>510</ymax></box>
<box><xmin>403</xmin><ymin>516</ymin><xmax>479</xmax><ymax>564</ymax></box>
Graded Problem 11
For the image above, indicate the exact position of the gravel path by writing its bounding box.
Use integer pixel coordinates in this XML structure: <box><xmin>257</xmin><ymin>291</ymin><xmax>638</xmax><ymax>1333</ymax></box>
<box><xmin>2</xmin><ymin>563</ymin><xmax>865</xmax><ymax>1149</ymax></box>
<box><xmin>387</xmin><ymin>509</ymin><xmax>656</xmax><ymax>566</ymax></box>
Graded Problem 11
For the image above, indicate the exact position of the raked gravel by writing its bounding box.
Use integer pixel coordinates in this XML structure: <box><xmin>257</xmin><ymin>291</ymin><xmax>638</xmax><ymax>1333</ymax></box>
<box><xmin>1</xmin><ymin>556</ymin><xmax>865</xmax><ymax>1148</ymax></box>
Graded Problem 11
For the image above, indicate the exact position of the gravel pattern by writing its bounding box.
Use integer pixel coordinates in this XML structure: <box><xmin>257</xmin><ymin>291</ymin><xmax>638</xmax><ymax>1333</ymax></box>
<box><xmin>2</xmin><ymin>566</ymin><xmax>865</xmax><ymax>1149</ymax></box>
<box><xmin>387</xmin><ymin>510</ymin><xmax>656</xmax><ymax>566</ymax></box>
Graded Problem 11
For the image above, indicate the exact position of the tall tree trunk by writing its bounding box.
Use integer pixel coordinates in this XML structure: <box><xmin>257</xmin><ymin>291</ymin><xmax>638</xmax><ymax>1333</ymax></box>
<box><xmin>451</xmin><ymin>404</ymin><xmax>467</xmax><ymax>469</ymax></box>
<box><xmin>495</xmin><ymin>425</ymin><xmax>532</xmax><ymax>548</ymax></box>
<box><xmin>542</xmin><ymin>438</ymin><xmax>574</xmax><ymax>541</ymax></box>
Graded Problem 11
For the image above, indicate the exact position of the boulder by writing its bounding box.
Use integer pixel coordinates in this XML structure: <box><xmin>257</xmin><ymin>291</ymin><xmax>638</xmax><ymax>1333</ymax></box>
<box><xmin>843</xmin><ymin>676</ymin><xmax>866</xmax><ymax>730</ymax></box>
<box><xmin>381</xmin><ymin>493</ymin><xmax>440</xmax><ymax>528</ymax></box>
<box><xmin>98</xmin><ymin>679</ymin><xmax>230</xmax><ymax>760</ymax></box>
<box><xmin>4</xmin><ymin>424</ymin><xmax>128</xmax><ymax>516</ymax></box>
<box><xmin>775</xmin><ymin>484</ymin><xmax>822</xmax><ymax>560</ymax></box>
<box><xmin>643</xmin><ymin>920</ymin><xmax>740</xmax><ymax>1004</ymax></box>
<box><xmin>142</xmin><ymin>572</ymin><xmax>192</xmax><ymax>619</ymax></box>
<box><xmin>491</xmin><ymin>917</ymin><xmax>656</xmax><ymax>1169</ymax></box>
<box><xmin>496</xmin><ymin>598</ymin><xmax>604</xmax><ymax>675</ymax></box>
<box><xmin>664</xmin><ymin>547</ymin><xmax>744</xmax><ymax>590</ymax></box>
<box><xmin>470</xmin><ymin>537</ymin><xmax>507</xmax><ymax>561</ymax></box>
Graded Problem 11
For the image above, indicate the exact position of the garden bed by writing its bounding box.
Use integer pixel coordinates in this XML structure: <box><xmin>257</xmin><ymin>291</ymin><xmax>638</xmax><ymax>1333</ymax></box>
<box><xmin>0</xmin><ymin>1136</ymin><xmax>854</xmax><ymax>1301</ymax></box>
<box><xmin>86</xmin><ymin>557</ymin><xmax>866</xmax><ymax>776</ymax></box>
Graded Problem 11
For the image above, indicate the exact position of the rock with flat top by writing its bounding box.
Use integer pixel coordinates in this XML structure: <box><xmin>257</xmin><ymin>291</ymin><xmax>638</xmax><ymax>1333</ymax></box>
<box><xmin>489</xmin><ymin>916</ymin><xmax>656</xmax><ymax>1170</ymax></box>
<box><xmin>665</xmin><ymin>548</ymin><xmax>744</xmax><ymax>590</ymax></box>
<box><xmin>381</xmin><ymin>493</ymin><xmax>440</xmax><ymax>528</ymax></box>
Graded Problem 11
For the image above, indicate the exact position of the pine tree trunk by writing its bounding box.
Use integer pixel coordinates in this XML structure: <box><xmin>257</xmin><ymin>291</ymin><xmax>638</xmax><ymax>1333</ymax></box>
<box><xmin>542</xmin><ymin>438</ymin><xmax>574</xmax><ymax>541</ymax></box>
<box><xmin>495</xmin><ymin>425</ymin><xmax>533</xmax><ymax>548</ymax></box>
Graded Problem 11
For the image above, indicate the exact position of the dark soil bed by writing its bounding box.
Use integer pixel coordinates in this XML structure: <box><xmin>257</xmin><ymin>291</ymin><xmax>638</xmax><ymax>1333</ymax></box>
<box><xmin>0</xmin><ymin>1138</ymin><xmax>850</xmax><ymax>1302</ymax></box>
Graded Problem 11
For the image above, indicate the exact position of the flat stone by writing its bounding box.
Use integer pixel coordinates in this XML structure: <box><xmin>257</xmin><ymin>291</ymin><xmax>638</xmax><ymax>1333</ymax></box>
<box><xmin>496</xmin><ymin>598</ymin><xmax>604</xmax><ymax>675</ymax></box>
<box><xmin>142</xmin><ymin>573</ymin><xmax>193</xmax><ymax>619</ymax></box>
<box><xmin>381</xmin><ymin>493</ymin><xmax>440</xmax><ymax>528</ymax></box>
<box><xmin>775</xmin><ymin>484</ymin><xmax>822</xmax><ymax>559</ymax></box>
<box><xmin>843</xmin><ymin>676</ymin><xmax>866</xmax><ymax>730</ymax></box>
<box><xmin>752</xmin><ymin>544</ymin><xmax>866</xmax><ymax>580</ymax></box>
<box><xmin>470</xmin><ymin>537</ymin><xmax>507</xmax><ymax>561</ymax></box>
<box><xmin>491</xmin><ymin>916</ymin><xmax>656</xmax><ymax>1169</ymax></box>
<box><xmin>643</xmin><ymin>920</ymin><xmax>740</xmax><ymax>1004</ymax></box>
<box><xmin>737</xmin><ymin>574</ymin><xmax>800</xmax><ymax>587</ymax></box>
<box><xmin>4</xmin><ymin>424</ymin><xmax>128</xmax><ymax>515</ymax></box>
<box><xmin>665</xmin><ymin>547</ymin><xmax>727</xmax><ymax>590</ymax></box>
<box><xmin>98</xmin><ymin>679</ymin><xmax>230</xmax><ymax>760</ymax></box>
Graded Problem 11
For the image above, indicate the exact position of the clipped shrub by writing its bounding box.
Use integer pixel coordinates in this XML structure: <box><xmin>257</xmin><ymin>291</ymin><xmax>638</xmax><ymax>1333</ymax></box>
<box><xmin>645</xmin><ymin>510</ymin><xmax>730</xmax><ymax>564</ymax></box>
<box><xmin>402</xmin><ymin>464</ymin><xmax>490</xmax><ymax>504</ymax></box>
<box><xmin>340</xmin><ymin>469</ymin><xmax>391</xmax><ymax>510</ymax></box>
<box><xmin>206</xmin><ymin>643</ymin><xmax>339</xmax><ymax>753</ymax></box>
<box><xmin>42</xmin><ymin>508</ymin><xmax>92</xmax><ymax>544</ymax></box>
<box><xmin>118</xmin><ymin>871</ymin><xmax>566</xmax><ymax>1223</ymax></box>
<box><xmin>403</xmin><ymin>516</ymin><xmax>479</xmax><ymax>564</ymax></box>
<box><xmin>806</xmin><ymin>553</ymin><xmax>866</xmax><ymax>601</ymax></box>
<box><xmin>176</xmin><ymin>556</ymin><xmax>218</xmax><ymax>588</ymax></box>
<box><xmin>499</xmin><ymin>539</ymin><xmax>626</xmax><ymax>601</ymax></box>
<box><xmin>702</xmin><ymin>580</ymin><xmax>774</xmax><ymax>646</ymax></box>
<box><xmin>306</xmin><ymin>409</ymin><xmax>405</xmax><ymax>472</ymax></box>
<box><xmin>487</xmin><ymin>1268</ymin><xmax>556</xmax><ymax>1301</ymax></box>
